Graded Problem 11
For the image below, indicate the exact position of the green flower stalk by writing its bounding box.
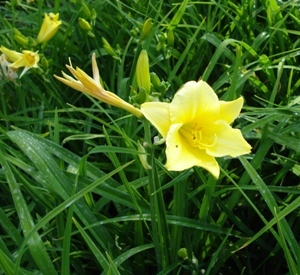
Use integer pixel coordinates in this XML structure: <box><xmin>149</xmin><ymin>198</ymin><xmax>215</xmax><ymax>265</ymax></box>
<box><xmin>54</xmin><ymin>53</ymin><xmax>143</xmax><ymax>118</ymax></box>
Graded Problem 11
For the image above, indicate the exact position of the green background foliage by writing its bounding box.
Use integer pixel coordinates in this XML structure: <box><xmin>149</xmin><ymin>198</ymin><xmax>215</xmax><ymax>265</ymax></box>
<box><xmin>1</xmin><ymin>0</ymin><xmax>300</xmax><ymax>274</ymax></box>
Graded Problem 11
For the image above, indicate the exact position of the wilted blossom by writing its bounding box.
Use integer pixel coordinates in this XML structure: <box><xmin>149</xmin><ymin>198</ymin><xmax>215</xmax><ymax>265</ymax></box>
<box><xmin>54</xmin><ymin>53</ymin><xmax>143</xmax><ymax>118</ymax></box>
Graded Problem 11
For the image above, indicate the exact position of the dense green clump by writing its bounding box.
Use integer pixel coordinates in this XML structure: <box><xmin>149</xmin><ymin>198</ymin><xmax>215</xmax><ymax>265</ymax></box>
<box><xmin>1</xmin><ymin>0</ymin><xmax>300</xmax><ymax>274</ymax></box>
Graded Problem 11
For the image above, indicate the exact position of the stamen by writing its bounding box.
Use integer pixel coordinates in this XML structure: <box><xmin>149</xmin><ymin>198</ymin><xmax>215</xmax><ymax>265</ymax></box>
<box><xmin>180</xmin><ymin>123</ymin><xmax>217</xmax><ymax>148</ymax></box>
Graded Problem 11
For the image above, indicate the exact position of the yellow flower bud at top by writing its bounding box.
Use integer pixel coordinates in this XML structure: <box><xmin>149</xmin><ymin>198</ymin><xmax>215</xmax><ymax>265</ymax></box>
<box><xmin>78</xmin><ymin>18</ymin><xmax>92</xmax><ymax>31</ymax></box>
<box><xmin>136</xmin><ymin>50</ymin><xmax>151</xmax><ymax>96</ymax></box>
<box><xmin>37</xmin><ymin>13</ymin><xmax>62</xmax><ymax>44</ymax></box>
<box><xmin>141</xmin><ymin>18</ymin><xmax>152</xmax><ymax>39</ymax></box>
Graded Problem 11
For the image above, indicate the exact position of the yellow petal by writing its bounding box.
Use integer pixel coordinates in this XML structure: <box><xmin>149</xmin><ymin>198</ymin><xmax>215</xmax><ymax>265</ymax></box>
<box><xmin>206</xmin><ymin>120</ymin><xmax>252</xmax><ymax>157</ymax></box>
<box><xmin>219</xmin><ymin>97</ymin><xmax>244</xmax><ymax>124</ymax></box>
<box><xmin>170</xmin><ymin>80</ymin><xmax>220</xmax><ymax>124</ymax></box>
<box><xmin>37</xmin><ymin>13</ymin><xmax>62</xmax><ymax>44</ymax></box>
<box><xmin>0</xmin><ymin>46</ymin><xmax>22</xmax><ymax>62</ymax></box>
<box><xmin>22</xmin><ymin>50</ymin><xmax>40</xmax><ymax>67</ymax></box>
<box><xmin>66</xmin><ymin>65</ymin><xmax>102</xmax><ymax>93</ymax></box>
<box><xmin>165</xmin><ymin>123</ymin><xmax>220</xmax><ymax>178</ymax></box>
<box><xmin>54</xmin><ymin>73</ymin><xmax>91</xmax><ymax>94</ymax></box>
<box><xmin>141</xmin><ymin>102</ymin><xmax>171</xmax><ymax>138</ymax></box>
<box><xmin>92</xmin><ymin>53</ymin><xmax>100</xmax><ymax>83</ymax></box>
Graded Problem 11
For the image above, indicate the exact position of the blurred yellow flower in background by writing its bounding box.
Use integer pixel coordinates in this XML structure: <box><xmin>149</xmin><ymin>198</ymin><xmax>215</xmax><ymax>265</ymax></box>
<box><xmin>37</xmin><ymin>13</ymin><xmax>62</xmax><ymax>44</ymax></box>
<box><xmin>0</xmin><ymin>46</ymin><xmax>40</xmax><ymax>78</ymax></box>
<box><xmin>141</xmin><ymin>80</ymin><xmax>251</xmax><ymax>178</ymax></box>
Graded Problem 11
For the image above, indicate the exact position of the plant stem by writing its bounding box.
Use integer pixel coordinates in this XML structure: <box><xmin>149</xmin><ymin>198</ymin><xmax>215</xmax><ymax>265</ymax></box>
<box><xmin>143</xmin><ymin>118</ymin><xmax>170</xmax><ymax>271</ymax></box>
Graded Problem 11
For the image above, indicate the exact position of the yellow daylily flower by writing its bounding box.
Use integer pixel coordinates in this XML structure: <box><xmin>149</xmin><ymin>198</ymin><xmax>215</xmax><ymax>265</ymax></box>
<box><xmin>141</xmin><ymin>80</ymin><xmax>252</xmax><ymax>178</ymax></box>
<box><xmin>54</xmin><ymin>53</ymin><xmax>143</xmax><ymax>118</ymax></box>
<box><xmin>0</xmin><ymin>46</ymin><xmax>40</xmax><ymax>78</ymax></box>
<box><xmin>37</xmin><ymin>13</ymin><xmax>62</xmax><ymax>44</ymax></box>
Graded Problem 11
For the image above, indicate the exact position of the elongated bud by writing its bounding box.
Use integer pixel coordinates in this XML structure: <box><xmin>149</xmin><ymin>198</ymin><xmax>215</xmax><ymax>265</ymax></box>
<box><xmin>14</xmin><ymin>34</ymin><xmax>29</xmax><ymax>46</ymax></box>
<box><xmin>150</xmin><ymin>72</ymin><xmax>161</xmax><ymax>89</ymax></box>
<box><xmin>13</xmin><ymin>28</ymin><xmax>22</xmax><ymax>36</ymax></box>
<box><xmin>90</xmin><ymin>8</ymin><xmax>97</xmax><ymax>22</ymax></box>
<box><xmin>137</xmin><ymin>141</ymin><xmax>152</xmax><ymax>170</ymax></box>
<box><xmin>3</xmin><ymin>18</ymin><xmax>13</xmax><ymax>29</ymax></box>
<box><xmin>102</xmin><ymin>37</ymin><xmax>116</xmax><ymax>56</ymax></box>
<box><xmin>82</xmin><ymin>3</ymin><xmax>92</xmax><ymax>18</ymax></box>
<box><xmin>167</xmin><ymin>28</ymin><xmax>174</xmax><ymax>47</ymax></box>
<box><xmin>78</xmin><ymin>18</ymin><xmax>92</xmax><ymax>31</ymax></box>
<box><xmin>141</xmin><ymin>18</ymin><xmax>152</xmax><ymax>39</ymax></box>
<box><xmin>136</xmin><ymin>50</ymin><xmax>150</xmax><ymax>95</ymax></box>
<box><xmin>41</xmin><ymin>56</ymin><xmax>49</xmax><ymax>70</ymax></box>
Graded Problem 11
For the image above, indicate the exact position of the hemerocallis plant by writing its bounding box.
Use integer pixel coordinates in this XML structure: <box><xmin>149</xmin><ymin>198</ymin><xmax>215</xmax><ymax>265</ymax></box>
<box><xmin>141</xmin><ymin>80</ymin><xmax>252</xmax><ymax>178</ymax></box>
<box><xmin>36</xmin><ymin>13</ymin><xmax>62</xmax><ymax>44</ymax></box>
<box><xmin>54</xmin><ymin>53</ymin><xmax>143</xmax><ymax>118</ymax></box>
<box><xmin>0</xmin><ymin>46</ymin><xmax>40</xmax><ymax>78</ymax></box>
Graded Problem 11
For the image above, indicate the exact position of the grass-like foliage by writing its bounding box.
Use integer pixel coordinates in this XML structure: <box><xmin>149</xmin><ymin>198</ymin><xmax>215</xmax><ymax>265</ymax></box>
<box><xmin>1</xmin><ymin>0</ymin><xmax>300</xmax><ymax>274</ymax></box>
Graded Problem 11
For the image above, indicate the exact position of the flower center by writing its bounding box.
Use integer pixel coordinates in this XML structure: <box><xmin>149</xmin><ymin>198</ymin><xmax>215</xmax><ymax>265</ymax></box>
<box><xmin>24</xmin><ymin>53</ymin><xmax>36</xmax><ymax>66</ymax></box>
<box><xmin>180</xmin><ymin>122</ymin><xmax>216</xmax><ymax>149</ymax></box>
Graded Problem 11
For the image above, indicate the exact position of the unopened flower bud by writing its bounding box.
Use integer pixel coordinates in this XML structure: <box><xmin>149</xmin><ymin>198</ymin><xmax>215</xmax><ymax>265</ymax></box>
<box><xmin>150</xmin><ymin>72</ymin><xmax>161</xmax><ymax>89</ymax></box>
<box><xmin>87</xmin><ymin>31</ymin><xmax>95</xmax><ymax>38</ymax></box>
<box><xmin>141</xmin><ymin>18</ymin><xmax>152</xmax><ymax>39</ymax></box>
<box><xmin>82</xmin><ymin>3</ymin><xmax>92</xmax><ymax>18</ymax></box>
<box><xmin>90</xmin><ymin>8</ymin><xmax>97</xmax><ymax>22</ymax></box>
<box><xmin>157</xmin><ymin>33</ymin><xmax>166</xmax><ymax>43</ymax></box>
<box><xmin>14</xmin><ymin>34</ymin><xmax>29</xmax><ymax>46</ymax></box>
<box><xmin>13</xmin><ymin>28</ymin><xmax>22</xmax><ymax>36</ymax></box>
<box><xmin>136</xmin><ymin>50</ymin><xmax>150</xmax><ymax>95</ymax></box>
<box><xmin>102</xmin><ymin>37</ymin><xmax>116</xmax><ymax>56</ymax></box>
<box><xmin>137</xmin><ymin>141</ymin><xmax>151</xmax><ymax>170</ymax></box>
<box><xmin>167</xmin><ymin>28</ymin><xmax>174</xmax><ymax>47</ymax></box>
<box><xmin>78</xmin><ymin>18</ymin><xmax>92</xmax><ymax>31</ymax></box>
<box><xmin>41</xmin><ymin>56</ymin><xmax>49</xmax><ymax>70</ymax></box>
<box><xmin>178</xmin><ymin>248</ymin><xmax>188</xmax><ymax>260</ymax></box>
